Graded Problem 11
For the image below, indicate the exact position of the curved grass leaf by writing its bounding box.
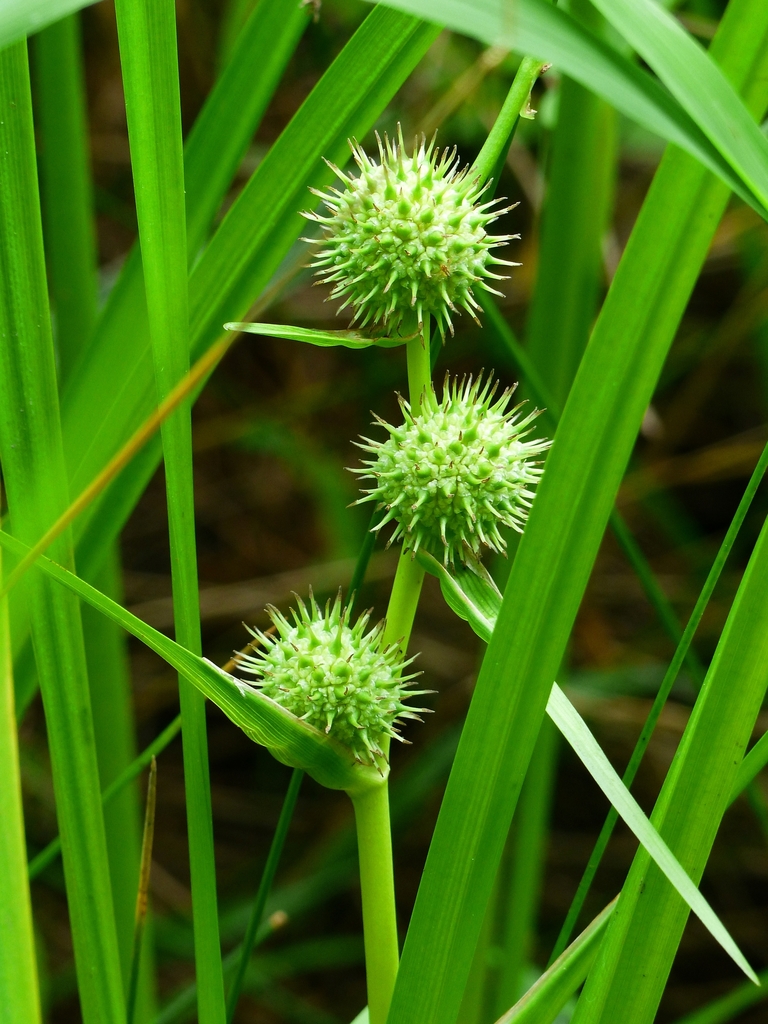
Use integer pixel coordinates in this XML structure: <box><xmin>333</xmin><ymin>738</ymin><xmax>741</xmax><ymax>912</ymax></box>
<box><xmin>571</xmin><ymin>511</ymin><xmax>768</xmax><ymax>1022</ymax></box>
<box><xmin>0</xmin><ymin>0</ymin><xmax>98</xmax><ymax>49</ymax></box>
<box><xmin>418</xmin><ymin>552</ymin><xmax>757</xmax><ymax>982</ymax></box>
<box><xmin>546</xmin><ymin>685</ymin><xmax>756</xmax><ymax>983</ymax></box>
<box><xmin>592</xmin><ymin>0</ymin><xmax>768</xmax><ymax>210</ymax></box>
<box><xmin>224</xmin><ymin>322</ymin><xmax>413</xmax><ymax>349</ymax></box>
<box><xmin>0</xmin><ymin>528</ymin><xmax>382</xmax><ymax>797</ymax></box>
<box><xmin>365</xmin><ymin>0</ymin><xmax>768</xmax><ymax>217</ymax></box>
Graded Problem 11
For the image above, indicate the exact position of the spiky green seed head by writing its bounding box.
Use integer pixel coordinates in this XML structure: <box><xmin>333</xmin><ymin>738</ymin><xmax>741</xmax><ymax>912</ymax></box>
<box><xmin>236</xmin><ymin>592</ymin><xmax>428</xmax><ymax>764</ymax></box>
<box><xmin>353</xmin><ymin>373</ymin><xmax>551</xmax><ymax>564</ymax></box>
<box><xmin>302</xmin><ymin>127</ymin><xmax>519</xmax><ymax>337</ymax></box>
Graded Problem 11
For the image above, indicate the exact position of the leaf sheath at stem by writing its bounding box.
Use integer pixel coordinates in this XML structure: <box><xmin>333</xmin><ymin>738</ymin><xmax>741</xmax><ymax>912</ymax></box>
<box><xmin>352</xmin><ymin>783</ymin><xmax>400</xmax><ymax>1024</ymax></box>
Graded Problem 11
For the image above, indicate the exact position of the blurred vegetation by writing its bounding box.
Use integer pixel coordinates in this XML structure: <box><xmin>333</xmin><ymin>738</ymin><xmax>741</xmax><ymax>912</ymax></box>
<box><xmin>18</xmin><ymin>0</ymin><xmax>768</xmax><ymax>1021</ymax></box>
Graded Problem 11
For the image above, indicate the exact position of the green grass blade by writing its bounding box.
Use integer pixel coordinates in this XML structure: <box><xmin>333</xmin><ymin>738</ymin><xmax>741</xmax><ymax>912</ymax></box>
<box><xmin>419</xmin><ymin>555</ymin><xmax>756</xmax><ymax>980</ymax></box>
<box><xmin>365</xmin><ymin>0</ymin><xmax>766</xmax><ymax>216</ymax></box>
<box><xmin>0</xmin><ymin>548</ymin><xmax>41</xmax><ymax>1023</ymax></box>
<box><xmin>0</xmin><ymin>0</ymin><xmax>98</xmax><ymax>49</ymax></box>
<box><xmin>32</xmin><ymin>12</ymin><xmax>97</xmax><ymax>384</ymax></box>
<box><xmin>82</xmin><ymin>555</ymin><xmax>150</xmax><ymax>1010</ymax></box>
<box><xmin>113</xmin><ymin>0</ymin><xmax>225</xmax><ymax>1020</ymax></box>
<box><xmin>592</xmin><ymin>0</ymin><xmax>768</xmax><ymax>209</ymax></box>
<box><xmin>526</xmin><ymin>0</ymin><xmax>616</xmax><ymax>410</ymax></box>
<box><xmin>571</xmin><ymin>512</ymin><xmax>768</xmax><ymax>1023</ymax></box>
<box><xmin>551</xmin><ymin>435</ymin><xmax>768</xmax><ymax>959</ymax></box>
<box><xmin>492</xmin><ymin>719</ymin><xmax>558</xmax><ymax>1016</ymax></box>
<box><xmin>547</xmin><ymin>685</ymin><xmax>756</xmax><ymax>981</ymax></box>
<box><xmin>184</xmin><ymin>0</ymin><xmax>310</xmax><ymax>256</ymax></box>
<box><xmin>497</xmin><ymin>899</ymin><xmax>617</xmax><ymax>1024</ymax></box>
<box><xmin>0</xmin><ymin>40</ymin><xmax>125</xmax><ymax>1024</ymax></box>
<box><xmin>730</xmin><ymin>729</ymin><xmax>768</xmax><ymax>800</ymax></box>
<box><xmin>33</xmin><ymin>17</ymin><xmax>149</xmax><ymax>1008</ymax></box>
<box><xmin>386</xmin><ymin>3</ymin><xmax>768</xmax><ymax>1022</ymax></box>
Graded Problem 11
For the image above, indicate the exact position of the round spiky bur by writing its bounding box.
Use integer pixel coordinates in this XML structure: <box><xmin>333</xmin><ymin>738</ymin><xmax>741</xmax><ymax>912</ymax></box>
<box><xmin>302</xmin><ymin>129</ymin><xmax>519</xmax><ymax>336</ymax></box>
<box><xmin>236</xmin><ymin>593</ymin><xmax>428</xmax><ymax>764</ymax></box>
<box><xmin>354</xmin><ymin>374</ymin><xmax>551</xmax><ymax>564</ymax></box>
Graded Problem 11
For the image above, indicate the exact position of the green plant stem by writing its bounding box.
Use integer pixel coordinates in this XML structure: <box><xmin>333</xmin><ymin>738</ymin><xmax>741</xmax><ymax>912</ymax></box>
<box><xmin>351</xmin><ymin>782</ymin><xmax>400</xmax><ymax>1024</ymax></box>
<box><xmin>356</xmin><ymin>322</ymin><xmax>432</xmax><ymax>1024</ymax></box>
<box><xmin>226</xmin><ymin>768</ymin><xmax>304</xmax><ymax>1023</ymax></box>
<box><xmin>382</xmin><ymin>319</ymin><xmax>433</xmax><ymax>653</ymax></box>
<box><xmin>406</xmin><ymin>325</ymin><xmax>432</xmax><ymax>413</ymax></box>
<box><xmin>382</xmin><ymin>552</ymin><xmax>425</xmax><ymax>653</ymax></box>
<box><xmin>472</xmin><ymin>57</ymin><xmax>548</xmax><ymax>188</ymax></box>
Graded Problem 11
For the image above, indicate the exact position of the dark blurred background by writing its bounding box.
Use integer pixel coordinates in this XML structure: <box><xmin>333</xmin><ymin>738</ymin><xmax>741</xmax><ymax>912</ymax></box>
<box><xmin>20</xmin><ymin>1</ymin><xmax>768</xmax><ymax>1021</ymax></box>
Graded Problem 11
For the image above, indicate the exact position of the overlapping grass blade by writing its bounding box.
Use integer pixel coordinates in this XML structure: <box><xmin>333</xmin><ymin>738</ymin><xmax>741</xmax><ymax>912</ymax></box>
<box><xmin>0</xmin><ymin>549</ymin><xmax>41</xmax><ymax>1022</ymax></box>
<box><xmin>497</xmin><ymin>899</ymin><xmax>617</xmax><ymax>1024</ymax></box>
<box><xmin>0</xmin><ymin>40</ymin><xmax>125</xmax><ymax>1024</ymax></box>
<box><xmin>32</xmin><ymin>19</ymin><xmax>148</xmax><ymax>1005</ymax></box>
<box><xmin>114</xmin><ymin>0</ymin><xmax>225</xmax><ymax>1018</ymax></box>
<box><xmin>183</xmin><ymin>0</ymin><xmax>310</xmax><ymax>256</ymax></box>
<box><xmin>547</xmin><ymin>685</ymin><xmax>756</xmax><ymax>981</ymax></box>
<box><xmin>365</xmin><ymin>0</ymin><xmax>767</xmax><ymax>216</ymax></box>
<box><xmin>591</xmin><ymin>0</ymin><xmax>768</xmax><ymax>209</ymax></box>
<box><xmin>29</xmin><ymin>713</ymin><xmax>183</xmax><ymax>881</ymax></box>
<box><xmin>571</xmin><ymin>512</ymin><xmax>768</xmax><ymax>1022</ymax></box>
<box><xmin>417</xmin><ymin>553</ymin><xmax>756</xmax><ymax>979</ymax></box>
<box><xmin>549</xmin><ymin>434</ymin><xmax>768</xmax><ymax>960</ymax></box>
<box><xmin>385</xmin><ymin>3</ymin><xmax>768</xmax><ymax>1022</ymax></box>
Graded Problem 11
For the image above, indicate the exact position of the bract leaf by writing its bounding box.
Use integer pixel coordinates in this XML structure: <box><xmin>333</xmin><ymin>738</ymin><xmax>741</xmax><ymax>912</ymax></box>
<box><xmin>224</xmin><ymin>321</ymin><xmax>412</xmax><ymax>349</ymax></box>
<box><xmin>0</xmin><ymin>528</ymin><xmax>382</xmax><ymax>796</ymax></box>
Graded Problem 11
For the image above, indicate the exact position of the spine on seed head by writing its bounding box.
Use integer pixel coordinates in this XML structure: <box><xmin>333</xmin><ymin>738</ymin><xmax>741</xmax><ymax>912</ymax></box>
<box><xmin>302</xmin><ymin>126</ymin><xmax>520</xmax><ymax>337</ymax></box>
<box><xmin>236</xmin><ymin>591</ymin><xmax>431</xmax><ymax>765</ymax></box>
<box><xmin>352</xmin><ymin>372</ymin><xmax>551</xmax><ymax>565</ymax></box>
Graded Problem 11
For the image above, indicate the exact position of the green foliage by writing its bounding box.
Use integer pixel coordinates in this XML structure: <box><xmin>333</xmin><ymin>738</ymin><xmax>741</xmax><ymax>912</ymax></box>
<box><xmin>0</xmin><ymin>39</ymin><xmax>125</xmax><ymax>1024</ymax></box>
<box><xmin>6</xmin><ymin>2</ymin><xmax>768</xmax><ymax>1023</ymax></box>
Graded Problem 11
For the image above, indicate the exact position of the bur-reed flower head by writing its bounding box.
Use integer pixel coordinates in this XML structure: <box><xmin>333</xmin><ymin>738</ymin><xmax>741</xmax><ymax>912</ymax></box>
<box><xmin>236</xmin><ymin>592</ymin><xmax>428</xmax><ymax>764</ymax></box>
<box><xmin>302</xmin><ymin>127</ymin><xmax>519</xmax><ymax>337</ymax></box>
<box><xmin>353</xmin><ymin>373</ymin><xmax>551</xmax><ymax>565</ymax></box>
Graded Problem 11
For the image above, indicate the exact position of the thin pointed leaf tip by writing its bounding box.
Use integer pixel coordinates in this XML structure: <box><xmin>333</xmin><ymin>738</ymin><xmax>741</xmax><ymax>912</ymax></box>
<box><xmin>354</xmin><ymin>373</ymin><xmax>551</xmax><ymax>565</ymax></box>
<box><xmin>302</xmin><ymin>126</ymin><xmax>520</xmax><ymax>336</ymax></box>
<box><xmin>236</xmin><ymin>592</ymin><xmax>429</xmax><ymax>765</ymax></box>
